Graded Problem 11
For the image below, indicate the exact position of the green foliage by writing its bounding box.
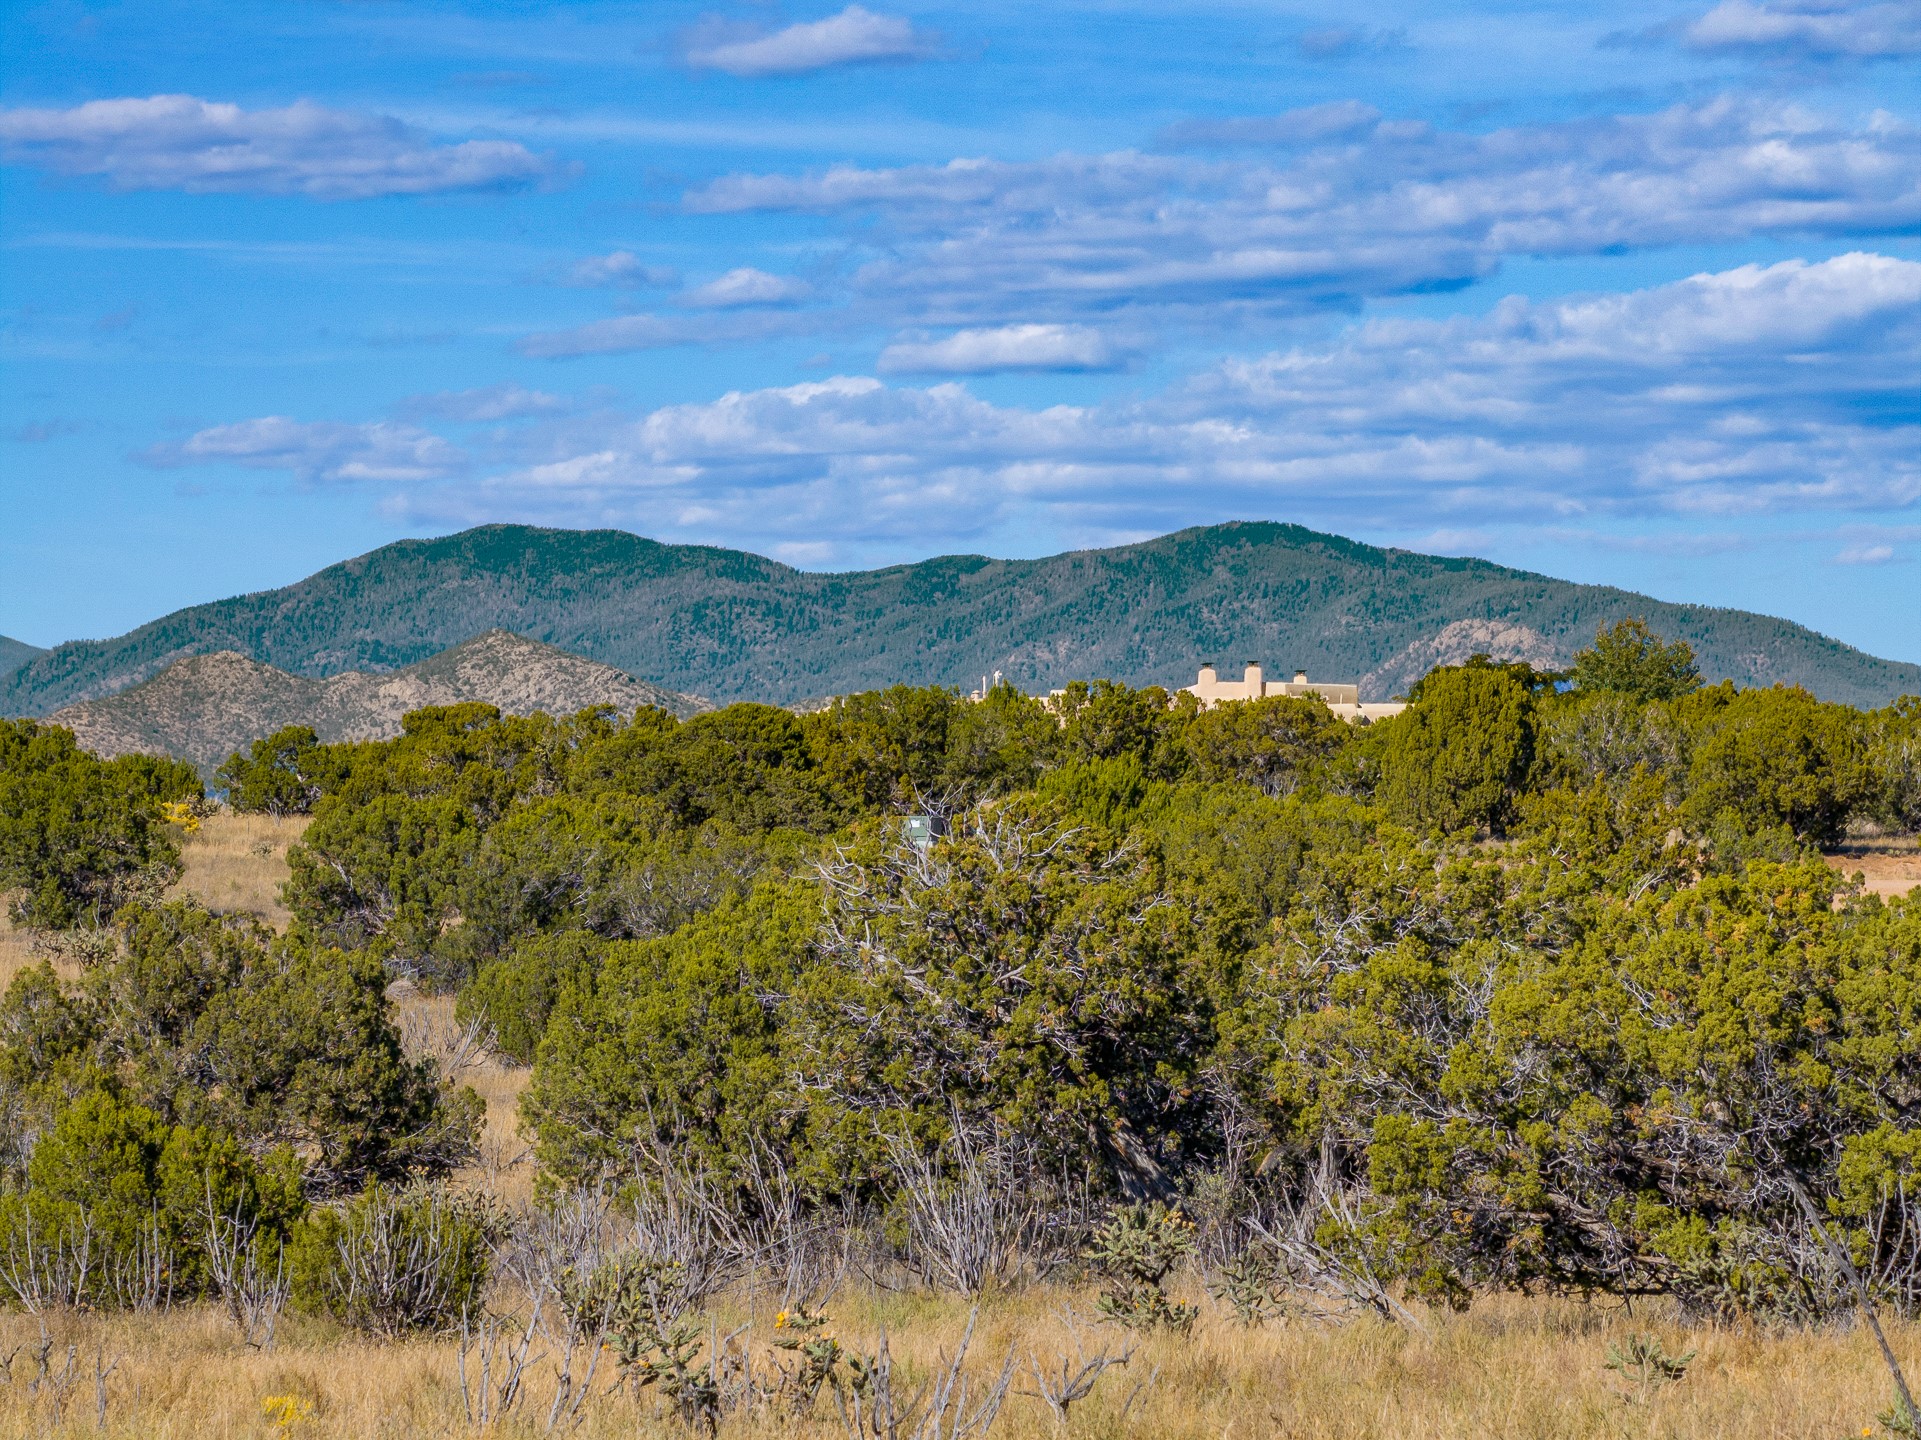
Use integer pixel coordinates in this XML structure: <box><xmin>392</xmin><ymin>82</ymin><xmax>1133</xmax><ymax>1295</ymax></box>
<box><xmin>0</xmin><ymin>901</ymin><xmax>479</xmax><ymax>1194</ymax></box>
<box><xmin>0</xmin><ymin>1087</ymin><xmax>305</xmax><ymax>1306</ymax></box>
<box><xmin>1571</xmin><ymin>618</ymin><xmax>1701</xmax><ymax>702</ymax></box>
<box><xmin>1870</xmin><ymin>697</ymin><xmax>1921</xmax><ymax>833</ymax></box>
<box><xmin>216</xmin><ymin>725</ymin><xmax>349</xmax><ymax>815</ymax></box>
<box><xmin>522</xmin><ymin>884</ymin><xmax>811</xmax><ymax>1184</ymax></box>
<box><xmin>1370</xmin><ymin>660</ymin><xmax>1541</xmax><ymax>835</ymax></box>
<box><xmin>289</xmin><ymin>1183</ymin><xmax>492</xmax><ymax>1335</ymax></box>
<box><xmin>787</xmin><ymin>803</ymin><xmax>1227</xmax><ymax>1188</ymax></box>
<box><xmin>459</xmin><ymin>927</ymin><xmax>603</xmax><ymax>1066</ymax></box>
<box><xmin>1184</xmin><ymin>694</ymin><xmax>1350</xmax><ymax>797</ymax></box>
<box><xmin>0</xmin><ymin>719</ymin><xmax>196</xmax><ymax>929</ymax></box>
<box><xmin>1679</xmin><ymin>683</ymin><xmax>1872</xmax><ymax>844</ymax></box>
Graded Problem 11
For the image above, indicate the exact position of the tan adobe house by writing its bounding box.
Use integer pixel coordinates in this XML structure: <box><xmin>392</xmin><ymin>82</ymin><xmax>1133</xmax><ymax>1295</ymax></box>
<box><xmin>1183</xmin><ymin>662</ymin><xmax>1406</xmax><ymax>722</ymax></box>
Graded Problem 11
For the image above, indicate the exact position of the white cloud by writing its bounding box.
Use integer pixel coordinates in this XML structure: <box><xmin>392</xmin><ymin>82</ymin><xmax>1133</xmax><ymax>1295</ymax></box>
<box><xmin>566</xmin><ymin>251</ymin><xmax>677</xmax><ymax>288</ymax></box>
<box><xmin>142</xmin><ymin>417</ymin><xmax>466</xmax><ymax>483</ymax></box>
<box><xmin>1835</xmin><ymin>542</ymin><xmax>1899</xmax><ymax>563</ymax></box>
<box><xmin>684</xmin><ymin>267</ymin><xmax>812</xmax><ymax>308</ymax></box>
<box><xmin>395</xmin><ymin>384</ymin><xmax>568</xmax><ymax>423</ymax></box>
<box><xmin>685</xmin><ymin>7</ymin><xmax>935</xmax><ymax>77</ymax></box>
<box><xmin>0</xmin><ymin>95</ymin><xmax>555</xmax><ymax>199</ymax></box>
<box><xmin>1687</xmin><ymin>0</ymin><xmax>1921</xmax><ymax>58</ymax></box>
<box><xmin>879</xmin><ymin>324</ymin><xmax>1121</xmax><ymax>374</ymax></box>
<box><xmin>206</xmin><ymin>254</ymin><xmax>1917</xmax><ymax>557</ymax></box>
<box><xmin>685</xmin><ymin>100</ymin><xmax>1921</xmax><ymax>329</ymax></box>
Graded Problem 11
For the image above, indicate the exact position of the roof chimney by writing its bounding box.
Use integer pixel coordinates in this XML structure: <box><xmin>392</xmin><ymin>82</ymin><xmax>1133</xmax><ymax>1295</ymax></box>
<box><xmin>1294</xmin><ymin>669</ymin><xmax>1307</xmax><ymax>684</ymax></box>
<box><xmin>1244</xmin><ymin>661</ymin><xmax>1263</xmax><ymax>694</ymax></box>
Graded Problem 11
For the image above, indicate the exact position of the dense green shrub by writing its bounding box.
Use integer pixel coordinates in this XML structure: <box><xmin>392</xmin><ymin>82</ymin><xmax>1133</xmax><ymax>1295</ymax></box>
<box><xmin>459</xmin><ymin>927</ymin><xmax>602</xmax><ymax>1066</ymax></box>
<box><xmin>522</xmin><ymin>884</ymin><xmax>814</xmax><ymax>1184</ymax></box>
<box><xmin>1869</xmin><ymin>697</ymin><xmax>1921</xmax><ymax>833</ymax></box>
<box><xmin>0</xmin><ymin>1088</ymin><xmax>304</xmax><ymax>1307</ymax></box>
<box><xmin>0</xmin><ymin>902</ymin><xmax>479</xmax><ymax>1194</ymax></box>
<box><xmin>215</xmin><ymin>725</ymin><xmax>351</xmax><ymax>815</ymax></box>
<box><xmin>1678</xmin><ymin>684</ymin><xmax>1872</xmax><ymax>844</ymax></box>
<box><xmin>1184</xmin><ymin>693</ymin><xmax>1350</xmax><ymax>797</ymax></box>
<box><xmin>1569</xmin><ymin>617</ymin><xmax>1701</xmax><ymax>701</ymax></box>
<box><xmin>0</xmin><ymin>720</ymin><xmax>199</xmax><ymax>929</ymax></box>
<box><xmin>1369</xmin><ymin>660</ymin><xmax>1544</xmax><ymax>835</ymax></box>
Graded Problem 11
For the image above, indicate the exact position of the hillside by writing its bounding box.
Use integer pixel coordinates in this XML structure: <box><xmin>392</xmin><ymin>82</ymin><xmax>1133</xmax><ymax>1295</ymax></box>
<box><xmin>46</xmin><ymin>630</ymin><xmax>709</xmax><ymax>774</ymax></box>
<box><xmin>6</xmin><ymin>522</ymin><xmax>1918</xmax><ymax>713</ymax></box>
<box><xmin>0</xmin><ymin>635</ymin><xmax>45</xmax><ymax>681</ymax></box>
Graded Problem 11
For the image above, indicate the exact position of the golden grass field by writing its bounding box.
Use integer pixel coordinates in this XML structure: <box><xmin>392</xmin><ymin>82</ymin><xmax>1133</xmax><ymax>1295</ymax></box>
<box><xmin>0</xmin><ymin>808</ymin><xmax>1915</xmax><ymax>1437</ymax></box>
<box><xmin>0</xmin><ymin>1286</ymin><xmax>1911</xmax><ymax>1439</ymax></box>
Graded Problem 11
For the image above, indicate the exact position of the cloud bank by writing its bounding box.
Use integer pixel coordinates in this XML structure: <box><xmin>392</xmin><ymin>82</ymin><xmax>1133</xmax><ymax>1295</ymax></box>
<box><xmin>0</xmin><ymin>94</ymin><xmax>554</xmax><ymax>199</ymax></box>
<box><xmin>686</xmin><ymin>100</ymin><xmax>1919</xmax><ymax>335</ymax></box>
<box><xmin>162</xmin><ymin>255</ymin><xmax>1919</xmax><ymax>558</ymax></box>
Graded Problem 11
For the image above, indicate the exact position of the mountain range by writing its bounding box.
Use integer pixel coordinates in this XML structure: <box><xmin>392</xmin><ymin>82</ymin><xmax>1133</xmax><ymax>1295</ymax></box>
<box><xmin>44</xmin><ymin>630</ymin><xmax>708</xmax><ymax>776</ymax></box>
<box><xmin>4</xmin><ymin>522</ymin><xmax>1917</xmax><ymax>716</ymax></box>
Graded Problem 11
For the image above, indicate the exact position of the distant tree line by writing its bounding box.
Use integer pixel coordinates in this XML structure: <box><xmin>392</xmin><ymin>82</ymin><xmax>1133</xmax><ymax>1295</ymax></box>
<box><xmin>0</xmin><ymin>620</ymin><xmax>1919</xmax><ymax>1325</ymax></box>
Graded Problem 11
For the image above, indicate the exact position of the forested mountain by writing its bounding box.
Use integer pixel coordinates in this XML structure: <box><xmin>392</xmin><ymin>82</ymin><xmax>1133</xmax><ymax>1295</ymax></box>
<box><xmin>0</xmin><ymin>635</ymin><xmax>45</xmax><ymax>681</ymax></box>
<box><xmin>46</xmin><ymin>630</ymin><xmax>708</xmax><ymax>774</ymax></box>
<box><xmin>5</xmin><ymin>522</ymin><xmax>1917</xmax><ymax>713</ymax></box>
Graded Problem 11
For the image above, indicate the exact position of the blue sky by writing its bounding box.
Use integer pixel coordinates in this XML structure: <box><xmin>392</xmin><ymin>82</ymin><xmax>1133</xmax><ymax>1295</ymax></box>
<box><xmin>3</xmin><ymin>0</ymin><xmax>1917</xmax><ymax>661</ymax></box>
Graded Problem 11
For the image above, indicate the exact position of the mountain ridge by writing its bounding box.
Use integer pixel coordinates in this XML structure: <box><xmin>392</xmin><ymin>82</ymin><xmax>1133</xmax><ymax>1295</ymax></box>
<box><xmin>0</xmin><ymin>635</ymin><xmax>46</xmax><ymax>681</ymax></box>
<box><xmin>45</xmin><ymin>630</ymin><xmax>709</xmax><ymax>775</ymax></box>
<box><xmin>6</xmin><ymin>521</ymin><xmax>1917</xmax><ymax>713</ymax></box>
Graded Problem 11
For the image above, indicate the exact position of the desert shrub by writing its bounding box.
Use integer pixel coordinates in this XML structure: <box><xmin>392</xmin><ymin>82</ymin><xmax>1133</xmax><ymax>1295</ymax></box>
<box><xmin>1260</xmin><ymin>841</ymin><xmax>1921</xmax><ymax>1315</ymax></box>
<box><xmin>1087</xmin><ymin>1202</ymin><xmax>1199</xmax><ymax>1331</ymax></box>
<box><xmin>522</xmin><ymin>885</ymin><xmax>813</xmax><ymax>1185</ymax></box>
<box><xmin>1368</xmin><ymin>659</ymin><xmax>1544</xmax><ymax>836</ymax></box>
<box><xmin>787</xmin><ymin>800</ymin><xmax>1229</xmax><ymax>1191</ymax></box>
<box><xmin>0</xmin><ymin>1088</ymin><xmax>305</xmax><ymax>1310</ymax></box>
<box><xmin>459</xmin><ymin>928</ymin><xmax>602</xmax><ymax>1066</ymax></box>
<box><xmin>1569</xmin><ymin>618</ymin><xmax>1701</xmax><ymax>702</ymax></box>
<box><xmin>1052</xmin><ymin>679</ymin><xmax>1194</xmax><ymax>778</ymax></box>
<box><xmin>1184</xmin><ymin>694</ymin><xmax>1351</xmax><ymax>797</ymax></box>
<box><xmin>1535</xmin><ymin>690</ymin><xmax>1687</xmax><ymax>795</ymax></box>
<box><xmin>0</xmin><ymin>902</ymin><xmax>479</xmax><ymax>1194</ymax></box>
<box><xmin>216</xmin><ymin>725</ymin><xmax>350</xmax><ymax>815</ymax></box>
<box><xmin>936</xmin><ymin>681</ymin><xmax>1059</xmax><ymax>798</ymax></box>
<box><xmin>289</xmin><ymin>1184</ymin><xmax>492</xmax><ymax>1335</ymax></box>
<box><xmin>803</xmin><ymin>684</ymin><xmax>969</xmax><ymax>813</ymax></box>
<box><xmin>1868</xmin><ymin>697</ymin><xmax>1921</xmax><ymax>833</ymax></box>
<box><xmin>1678</xmin><ymin>684</ymin><xmax>1872</xmax><ymax>844</ymax></box>
<box><xmin>0</xmin><ymin>719</ymin><xmax>195</xmax><ymax>929</ymax></box>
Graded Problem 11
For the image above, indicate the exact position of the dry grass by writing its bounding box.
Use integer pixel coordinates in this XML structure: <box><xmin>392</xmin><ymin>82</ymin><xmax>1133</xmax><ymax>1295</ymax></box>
<box><xmin>1828</xmin><ymin>835</ymin><xmax>1921</xmax><ymax>900</ymax></box>
<box><xmin>0</xmin><ymin>1285</ymin><xmax>1908</xmax><ymax>1439</ymax></box>
<box><xmin>167</xmin><ymin>808</ymin><xmax>311</xmax><ymax>927</ymax></box>
<box><xmin>390</xmin><ymin>986</ymin><xmax>536</xmax><ymax>1207</ymax></box>
<box><xmin>0</xmin><ymin>894</ymin><xmax>80</xmax><ymax>993</ymax></box>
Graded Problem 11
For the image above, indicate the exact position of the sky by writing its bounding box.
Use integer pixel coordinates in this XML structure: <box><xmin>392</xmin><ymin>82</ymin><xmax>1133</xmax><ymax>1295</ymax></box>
<box><xmin>1</xmin><ymin>0</ymin><xmax>1917</xmax><ymax>661</ymax></box>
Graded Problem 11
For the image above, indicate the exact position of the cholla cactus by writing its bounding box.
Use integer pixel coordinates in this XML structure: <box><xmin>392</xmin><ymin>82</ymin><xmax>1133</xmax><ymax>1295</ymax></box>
<box><xmin>1086</xmin><ymin>1203</ymin><xmax>1199</xmax><ymax>1332</ymax></box>
<box><xmin>1206</xmin><ymin>1247</ymin><xmax>1291</xmax><ymax>1327</ymax></box>
<box><xmin>771</xmin><ymin>1307</ymin><xmax>845</xmax><ymax>1405</ymax></box>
